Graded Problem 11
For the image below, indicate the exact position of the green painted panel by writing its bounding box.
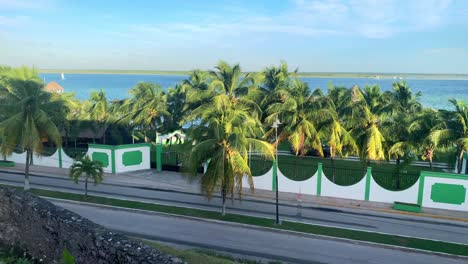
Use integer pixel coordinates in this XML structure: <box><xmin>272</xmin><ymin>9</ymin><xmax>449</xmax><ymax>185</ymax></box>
<box><xmin>92</xmin><ymin>152</ymin><xmax>109</xmax><ymax>167</ymax></box>
<box><xmin>393</xmin><ymin>202</ymin><xmax>422</xmax><ymax>213</ymax></box>
<box><xmin>122</xmin><ymin>150</ymin><xmax>143</xmax><ymax>166</ymax></box>
<box><xmin>430</xmin><ymin>183</ymin><xmax>466</xmax><ymax>205</ymax></box>
<box><xmin>0</xmin><ymin>161</ymin><xmax>15</xmax><ymax>167</ymax></box>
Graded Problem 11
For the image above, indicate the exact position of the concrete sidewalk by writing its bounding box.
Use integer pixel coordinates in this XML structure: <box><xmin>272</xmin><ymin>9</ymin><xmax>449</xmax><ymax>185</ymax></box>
<box><xmin>2</xmin><ymin>164</ymin><xmax>468</xmax><ymax>222</ymax></box>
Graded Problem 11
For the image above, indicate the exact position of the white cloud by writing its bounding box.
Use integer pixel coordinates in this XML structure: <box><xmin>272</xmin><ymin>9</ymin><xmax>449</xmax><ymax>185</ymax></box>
<box><xmin>288</xmin><ymin>0</ymin><xmax>454</xmax><ymax>38</ymax></box>
<box><xmin>120</xmin><ymin>0</ymin><xmax>455</xmax><ymax>41</ymax></box>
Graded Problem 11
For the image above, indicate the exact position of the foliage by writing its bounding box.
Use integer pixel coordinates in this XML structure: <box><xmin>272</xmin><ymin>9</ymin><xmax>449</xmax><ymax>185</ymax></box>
<box><xmin>431</xmin><ymin>99</ymin><xmax>468</xmax><ymax>173</ymax></box>
<box><xmin>185</xmin><ymin>61</ymin><xmax>274</xmax><ymax>215</ymax></box>
<box><xmin>0</xmin><ymin>66</ymin><xmax>63</xmax><ymax>190</ymax></box>
<box><xmin>69</xmin><ymin>155</ymin><xmax>104</xmax><ymax>199</ymax></box>
<box><xmin>0</xmin><ymin>62</ymin><xmax>465</xmax><ymax>196</ymax></box>
<box><xmin>0</xmin><ymin>247</ymin><xmax>33</xmax><ymax>264</ymax></box>
<box><xmin>60</xmin><ymin>248</ymin><xmax>75</xmax><ymax>264</ymax></box>
<box><xmin>119</xmin><ymin>82</ymin><xmax>169</xmax><ymax>143</ymax></box>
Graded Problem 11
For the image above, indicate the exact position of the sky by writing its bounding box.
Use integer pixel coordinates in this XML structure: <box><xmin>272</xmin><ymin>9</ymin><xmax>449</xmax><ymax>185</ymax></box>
<box><xmin>1</xmin><ymin>0</ymin><xmax>467</xmax><ymax>73</ymax></box>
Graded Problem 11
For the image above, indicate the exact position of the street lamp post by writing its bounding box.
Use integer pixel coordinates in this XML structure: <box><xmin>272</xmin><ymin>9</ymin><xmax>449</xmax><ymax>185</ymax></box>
<box><xmin>272</xmin><ymin>117</ymin><xmax>281</xmax><ymax>225</ymax></box>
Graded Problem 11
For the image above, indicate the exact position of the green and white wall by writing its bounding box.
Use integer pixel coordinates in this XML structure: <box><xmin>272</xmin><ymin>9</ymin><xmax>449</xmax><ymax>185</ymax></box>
<box><xmin>419</xmin><ymin>172</ymin><xmax>468</xmax><ymax>211</ymax></box>
<box><xmin>87</xmin><ymin>143</ymin><xmax>151</xmax><ymax>173</ymax></box>
<box><xmin>246</xmin><ymin>162</ymin><xmax>468</xmax><ymax>212</ymax></box>
<box><xmin>6</xmin><ymin>149</ymin><xmax>71</xmax><ymax>169</ymax></box>
<box><xmin>4</xmin><ymin>144</ymin><xmax>152</xmax><ymax>174</ymax></box>
<box><xmin>114</xmin><ymin>144</ymin><xmax>151</xmax><ymax>173</ymax></box>
<box><xmin>87</xmin><ymin>145</ymin><xmax>114</xmax><ymax>173</ymax></box>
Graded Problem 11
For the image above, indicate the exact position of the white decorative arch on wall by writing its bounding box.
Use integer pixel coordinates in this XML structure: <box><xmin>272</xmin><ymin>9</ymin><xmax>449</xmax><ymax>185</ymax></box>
<box><xmin>33</xmin><ymin>149</ymin><xmax>60</xmax><ymax>167</ymax></box>
<box><xmin>244</xmin><ymin>167</ymin><xmax>273</xmax><ymax>191</ymax></box>
<box><xmin>320</xmin><ymin>171</ymin><xmax>367</xmax><ymax>200</ymax></box>
<box><xmin>61</xmin><ymin>149</ymin><xmax>76</xmax><ymax>169</ymax></box>
<box><xmin>369</xmin><ymin>175</ymin><xmax>419</xmax><ymax>204</ymax></box>
<box><xmin>7</xmin><ymin>152</ymin><xmax>27</xmax><ymax>164</ymax></box>
<box><xmin>278</xmin><ymin>169</ymin><xmax>317</xmax><ymax>196</ymax></box>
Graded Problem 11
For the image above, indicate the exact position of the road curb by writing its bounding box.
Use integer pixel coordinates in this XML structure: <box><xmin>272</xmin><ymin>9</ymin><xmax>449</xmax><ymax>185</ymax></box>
<box><xmin>46</xmin><ymin>197</ymin><xmax>468</xmax><ymax>261</ymax></box>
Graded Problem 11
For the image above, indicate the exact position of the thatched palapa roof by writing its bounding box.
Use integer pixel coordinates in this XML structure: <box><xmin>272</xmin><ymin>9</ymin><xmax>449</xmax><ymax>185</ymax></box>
<box><xmin>44</xmin><ymin>81</ymin><xmax>64</xmax><ymax>93</ymax></box>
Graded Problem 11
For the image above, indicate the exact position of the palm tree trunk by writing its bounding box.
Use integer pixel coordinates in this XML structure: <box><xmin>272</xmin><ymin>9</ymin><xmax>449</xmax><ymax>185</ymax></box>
<box><xmin>396</xmin><ymin>157</ymin><xmax>401</xmax><ymax>189</ymax></box>
<box><xmin>330</xmin><ymin>146</ymin><xmax>336</xmax><ymax>182</ymax></box>
<box><xmin>24</xmin><ymin>150</ymin><xmax>31</xmax><ymax>191</ymax></box>
<box><xmin>221</xmin><ymin>146</ymin><xmax>226</xmax><ymax>216</ymax></box>
<box><xmin>221</xmin><ymin>188</ymin><xmax>227</xmax><ymax>216</ymax></box>
<box><xmin>429</xmin><ymin>153</ymin><xmax>433</xmax><ymax>171</ymax></box>
<box><xmin>85</xmin><ymin>176</ymin><xmax>88</xmax><ymax>199</ymax></box>
<box><xmin>457</xmin><ymin>149</ymin><xmax>465</xmax><ymax>174</ymax></box>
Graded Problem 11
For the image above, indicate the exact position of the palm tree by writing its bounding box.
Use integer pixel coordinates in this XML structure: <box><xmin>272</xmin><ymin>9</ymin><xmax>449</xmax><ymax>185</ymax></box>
<box><xmin>327</xmin><ymin>83</ymin><xmax>348</xmax><ymax>106</ymax></box>
<box><xmin>69</xmin><ymin>155</ymin><xmax>103</xmax><ymax>199</ymax></box>
<box><xmin>187</xmin><ymin>100</ymin><xmax>274</xmax><ymax>215</ymax></box>
<box><xmin>0</xmin><ymin>66</ymin><xmax>62</xmax><ymax>190</ymax></box>
<box><xmin>256</xmin><ymin>62</ymin><xmax>295</xmax><ymax>121</ymax></box>
<box><xmin>265</xmin><ymin>80</ymin><xmax>334</xmax><ymax>157</ymax></box>
<box><xmin>186</xmin><ymin>62</ymin><xmax>274</xmax><ymax>216</ymax></box>
<box><xmin>431</xmin><ymin>99</ymin><xmax>468</xmax><ymax>173</ymax></box>
<box><xmin>208</xmin><ymin>61</ymin><xmax>255</xmax><ymax>97</ymax></box>
<box><xmin>322</xmin><ymin>118</ymin><xmax>358</xmax><ymax>181</ymax></box>
<box><xmin>86</xmin><ymin>89</ymin><xmax>110</xmax><ymax>144</ymax></box>
<box><xmin>120</xmin><ymin>82</ymin><xmax>169</xmax><ymax>143</ymax></box>
<box><xmin>339</xmin><ymin>85</ymin><xmax>387</xmax><ymax>162</ymax></box>
<box><xmin>389</xmin><ymin>81</ymin><xmax>422</xmax><ymax>115</ymax></box>
<box><xmin>384</xmin><ymin>82</ymin><xmax>422</xmax><ymax>159</ymax></box>
<box><xmin>409</xmin><ymin>109</ymin><xmax>442</xmax><ymax>170</ymax></box>
<box><xmin>164</xmin><ymin>84</ymin><xmax>187</xmax><ymax>132</ymax></box>
<box><xmin>50</xmin><ymin>91</ymin><xmax>80</xmax><ymax>148</ymax></box>
<box><xmin>183</xmin><ymin>69</ymin><xmax>212</xmax><ymax>112</ymax></box>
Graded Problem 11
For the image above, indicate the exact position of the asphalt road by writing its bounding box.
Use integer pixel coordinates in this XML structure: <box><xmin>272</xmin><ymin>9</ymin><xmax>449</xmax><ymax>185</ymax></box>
<box><xmin>53</xmin><ymin>201</ymin><xmax>466</xmax><ymax>264</ymax></box>
<box><xmin>1</xmin><ymin>172</ymin><xmax>468</xmax><ymax>245</ymax></box>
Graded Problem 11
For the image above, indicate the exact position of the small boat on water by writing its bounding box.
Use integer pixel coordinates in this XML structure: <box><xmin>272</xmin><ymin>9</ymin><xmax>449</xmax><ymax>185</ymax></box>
<box><xmin>61</xmin><ymin>72</ymin><xmax>65</xmax><ymax>80</ymax></box>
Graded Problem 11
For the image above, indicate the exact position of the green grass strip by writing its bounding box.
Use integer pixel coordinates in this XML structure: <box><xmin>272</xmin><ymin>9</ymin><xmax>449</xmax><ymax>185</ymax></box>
<box><xmin>2</xmin><ymin>184</ymin><xmax>468</xmax><ymax>257</ymax></box>
<box><xmin>139</xmin><ymin>239</ymin><xmax>281</xmax><ymax>264</ymax></box>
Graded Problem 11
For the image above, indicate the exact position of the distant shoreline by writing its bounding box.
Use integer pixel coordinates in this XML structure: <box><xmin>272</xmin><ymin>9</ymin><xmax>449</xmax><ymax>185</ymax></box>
<box><xmin>39</xmin><ymin>69</ymin><xmax>468</xmax><ymax>80</ymax></box>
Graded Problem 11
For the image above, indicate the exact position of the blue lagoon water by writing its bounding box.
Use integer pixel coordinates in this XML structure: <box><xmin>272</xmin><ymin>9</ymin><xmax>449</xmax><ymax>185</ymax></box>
<box><xmin>40</xmin><ymin>73</ymin><xmax>468</xmax><ymax>110</ymax></box>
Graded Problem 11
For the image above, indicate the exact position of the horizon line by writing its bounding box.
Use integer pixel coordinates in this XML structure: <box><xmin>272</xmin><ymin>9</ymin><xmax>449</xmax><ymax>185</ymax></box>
<box><xmin>37</xmin><ymin>69</ymin><xmax>468</xmax><ymax>76</ymax></box>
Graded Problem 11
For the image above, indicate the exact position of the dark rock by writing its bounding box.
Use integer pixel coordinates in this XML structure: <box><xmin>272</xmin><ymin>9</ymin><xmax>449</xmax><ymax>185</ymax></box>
<box><xmin>0</xmin><ymin>187</ymin><xmax>184</xmax><ymax>264</ymax></box>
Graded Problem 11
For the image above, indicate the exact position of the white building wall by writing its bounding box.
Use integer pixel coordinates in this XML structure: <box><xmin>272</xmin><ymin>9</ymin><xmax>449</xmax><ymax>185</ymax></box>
<box><xmin>33</xmin><ymin>150</ymin><xmax>59</xmax><ymax>167</ymax></box>
<box><xmin>61</xmin><ymin>149</ymin><xmax>76</xmax><ymax>169</ymax></box>
<box><xmin>7</xmin><ymin>152</ymin><xmax>27</xmax><ymax>164</ymax></box>
<box><xmin>278</xmin><ymin>170</ymin><xmax>317</xmax><ymax>196</ymax></box>
<box><xmin>114</xmin><ymin>146</ymin><xmax>151</xmax><ymax>173</ymax></box>
<box><xmin>245</xmin><ymin>167</ymin><xmax>273</xmax><ymax>191</ymax></box>
<box><xmin>87</xmin><ymin>148</ymin><xmax>113</xmax><ymax>173</ymax></box>
<box><xmin>422</xmin><ymin>177</ymin><xmax>468</xmax><ymax>211</ymax></box>
<box><xmin>321</xmin><ymin>171</ymin><xmax>367</xmax><ymax>200</ymax></box>
<box><xmin>369</xmin><ymin>176</ymin><xmax>419</xmax><ymax>204</ymax></box>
